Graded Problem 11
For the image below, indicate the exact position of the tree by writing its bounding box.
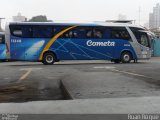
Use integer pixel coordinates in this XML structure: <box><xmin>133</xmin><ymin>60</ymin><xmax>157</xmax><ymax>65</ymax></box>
<box><xmin>28</xmin><ymin>15</ymin><xmax>52</xmax><ymax>22</ymax></box>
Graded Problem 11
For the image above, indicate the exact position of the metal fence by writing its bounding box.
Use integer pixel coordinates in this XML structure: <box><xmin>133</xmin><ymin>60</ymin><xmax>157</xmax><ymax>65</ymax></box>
<box><xmin>152</xmin><ymin>39</ymin><xmax>160</xmax><ymax>57</ymax></box>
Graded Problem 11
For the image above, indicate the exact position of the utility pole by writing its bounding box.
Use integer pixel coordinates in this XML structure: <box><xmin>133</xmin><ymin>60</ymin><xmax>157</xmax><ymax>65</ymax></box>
<box><xmin>0</xmin><ymin>18</ymin><xmax>5</xmax><ymax>32</ymax></box>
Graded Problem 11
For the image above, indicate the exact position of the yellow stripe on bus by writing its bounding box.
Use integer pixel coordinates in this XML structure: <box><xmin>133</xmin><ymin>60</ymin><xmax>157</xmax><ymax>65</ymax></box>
<box><xmin>39</xmin><ymin>25</ymin><xmax>77</xmax><ymax>61</ymax></box>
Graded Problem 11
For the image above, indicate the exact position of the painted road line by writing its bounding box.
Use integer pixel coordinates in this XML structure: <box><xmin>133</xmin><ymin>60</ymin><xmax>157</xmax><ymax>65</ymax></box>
<box><xmin>18</xmin><ymin>68</ymin><xmax>43</xmax><ymax>83</ymax></box>
<box><xmin>94</xmin><ymin>66</ymin><xmax>116</xmax><ymax>69</ymax></box>
<box><xmin>94</xmin><ymin>66</ymin><xmax>151</xmax><ymax>79</ymax></box>
<box><xmin>112</xmin><ymin>69</ymin><xmax>151</xmax><ymax>79</ymax></box>
<box><xmin>18</xmin><ymin>68</ymin><xmax>32</xmax><ymax>82</ymax></box>
<box><xmin>20</xmin><ymin>68</ymin><xmax>43</xmax><ymax>71</ymax></box>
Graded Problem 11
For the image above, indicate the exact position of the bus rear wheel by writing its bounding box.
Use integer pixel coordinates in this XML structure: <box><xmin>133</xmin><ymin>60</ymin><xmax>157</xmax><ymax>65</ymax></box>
<box><xmin>42</xmin><ymin>52</ymin><xmax>55</xmax><ymax>65</ymax></box>
<box><xmin>121</xmin><ymin>52</ymin><xmax>132</xmax><ymax>63</ymax></box>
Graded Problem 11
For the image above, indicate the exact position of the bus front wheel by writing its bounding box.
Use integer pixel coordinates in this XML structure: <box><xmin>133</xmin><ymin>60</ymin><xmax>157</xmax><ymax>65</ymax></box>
<box><xmin>42</xmin><ymin>52</ymin><xmax>55</xmax><ymax>65</ymax></box>
<box><xmin>121</xmin><ymin>52</ymin><xmax>132</xmax><ymax>63</ymax></box>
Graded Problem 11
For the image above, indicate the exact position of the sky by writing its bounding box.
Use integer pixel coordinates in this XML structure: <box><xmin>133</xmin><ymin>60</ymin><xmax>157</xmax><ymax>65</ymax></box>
<box><xmin>0</xmin><ymin>0</ymin><xmax>159</xmax><ymax>28</ymax></box>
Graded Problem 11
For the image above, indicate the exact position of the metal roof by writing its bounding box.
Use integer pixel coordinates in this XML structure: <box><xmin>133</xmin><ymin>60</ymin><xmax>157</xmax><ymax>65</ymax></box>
<box><xmin>8</xmin><ymin>22</ymin><xmax>145</xmax><ymax>29</ymax></box>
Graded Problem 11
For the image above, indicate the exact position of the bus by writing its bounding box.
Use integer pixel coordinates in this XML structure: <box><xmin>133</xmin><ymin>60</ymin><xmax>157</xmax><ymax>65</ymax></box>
<box><xmin>5</xmin><ymin>22</ymin><xmax>152</xmax><ymax>65</ymax></box>
<box><xmin>0</xmin><ymin>32</ymin><xmax>6</xmax><ymax>60</ymax></box>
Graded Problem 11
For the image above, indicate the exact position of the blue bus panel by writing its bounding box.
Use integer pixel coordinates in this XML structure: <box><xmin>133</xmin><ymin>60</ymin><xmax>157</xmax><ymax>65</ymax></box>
<box><xmin>10</xmin><ymin>36</ymin><xmax>137</xmax><ymax>61</ymax></box>
<box><xmin>0</xmin><ymin>33</ymin><xmax>6</xmax><ymax>60</ymax></box>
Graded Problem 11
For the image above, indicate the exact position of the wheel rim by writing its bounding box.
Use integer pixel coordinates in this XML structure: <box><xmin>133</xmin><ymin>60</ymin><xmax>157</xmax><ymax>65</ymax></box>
<box><xmin>46</xmin><ymin>55</ymin><xmax>53</xmax><ymax>63</ymax></box>
<box><xmin>123</xmin><ymin>54</ymin><xmax>130</xmax><ymax>62</ymax></box>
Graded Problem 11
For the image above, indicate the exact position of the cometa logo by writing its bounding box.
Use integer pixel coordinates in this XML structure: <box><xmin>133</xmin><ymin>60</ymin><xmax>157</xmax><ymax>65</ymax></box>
<box><xmin>87</xmin><ymin>40</ymin><xmax>115</xmax><ymax>47</ymax></box>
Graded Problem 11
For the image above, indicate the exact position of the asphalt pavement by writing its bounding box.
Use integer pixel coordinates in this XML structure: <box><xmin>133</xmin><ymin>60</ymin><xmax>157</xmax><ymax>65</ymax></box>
<box><xmin>0</xmin><ymin>58</ymin><xmax>160</xmax><ymax>113</ymax></box>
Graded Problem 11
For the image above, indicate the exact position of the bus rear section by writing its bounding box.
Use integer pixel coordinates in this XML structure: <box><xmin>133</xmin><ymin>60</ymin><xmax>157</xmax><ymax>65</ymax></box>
<box><xmin>5</xmin><ymin>22</ymin><xmax>152</xmax><ymax>65</ymax></box>
<box><xmin>0</xmin><ymin>32</ymin><xmax>6</xmax><ymax>61</ymax></box>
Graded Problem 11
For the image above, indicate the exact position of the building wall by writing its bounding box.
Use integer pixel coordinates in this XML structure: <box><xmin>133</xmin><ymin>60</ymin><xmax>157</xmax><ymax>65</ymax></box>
<box><xmin>149</xmin><ymin>4</ymin><xmax>160</xmax><ymax>29</ymax></box>
<box><xmin>13</xmin><ymin>13</ymin><xmax>27</xmax><ymax>22</ymax></box>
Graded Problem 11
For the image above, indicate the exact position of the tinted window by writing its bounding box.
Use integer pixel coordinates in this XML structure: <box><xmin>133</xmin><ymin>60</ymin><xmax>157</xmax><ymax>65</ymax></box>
<box><xmin>110</xmin><ymin>27</ymin><xmax>131</xmax><ymax>41</ymax></box>
<box><xmin>130</xmin><ymin>27</ymin><xmax>150</xmax><ymax>47</ymax></box>
<box><xmin>54</xmin><ymin>26</ymin><xmax>70</xmax><ymax>38</ymax></box>
<box><xmin>59</xmin><ymin>26</ymin><xmax>94</xmax><ymax>39</ymax></box>
<box><xmin>78</xmin><ymin>27</ymin><xmax>89</xmax><ymax>38</ymax></box>
<box><xmin>0</xmin><ymin>35</ymin><xmax>5</xmax><ymax>44</ymax></box>
<box><xmin>60</xmin><ymin>27</ymin><xmax>78</xmax><ymax>38</ymax></box>
<box><xmin>130</xmin><ymin>27</ymin><xmax>144</xmax><ymax>32</ymax></box>
<box><xmin>140</xmin><ymin>33</ymin><xmax>149</xmax><ymax>47</ymax></box>
<box><xmin>102</xmin><ymin>28</ymin><xmax>110</xmax><ymax>39</ymax></box>
<box><xmin>22</xmin><ymin>26</ymin><xmax>32</xmax><ymax>38</ymax></box>
<box><xmin>10</xmin><ymin>25</ymin><xmax>22</xmax><ymax>37</ymax></box>
<box><xmin>10</xmin><ymin>25</ymin><xmax>32</xmax><ymax>38</ymax></box>
<box><xmin>32</xmin><ymin>26</ymin><xmax>53</xmax><ymax>38</ymax></box>
<box><xmin>58</xmin><ymin>26</ymin><xmax>131</xmax><ymax>40</ymax></box>
<box><xmin>86</xmin><ymin>27</ymin><xmax>93</xmax><ymax>38</ymax></box>
<box><xmin>93</xmin><ymin>28</ymin><xmax>104</xmax><ymax>39</ymax></box>
<box><xmin>10</xmin><ymin>25</ymin><xmax>54</xmax><ymax>38</ymax></box>
<box><xmin>86</xmin><ymin>27</ymin><xmax>104</xmax><ymax>39</ymax></box>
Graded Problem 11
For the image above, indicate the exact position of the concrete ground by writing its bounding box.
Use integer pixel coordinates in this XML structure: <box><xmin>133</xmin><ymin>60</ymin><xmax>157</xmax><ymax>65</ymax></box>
<box><xmin>0</xmin><ymin>97</ymin><xmax>160</xmax><ymax>114</ymax></box>
<box><xmin>0</xmin><ymin>57</ymin><xmax>160</xmax><ymax>113</ymax></box>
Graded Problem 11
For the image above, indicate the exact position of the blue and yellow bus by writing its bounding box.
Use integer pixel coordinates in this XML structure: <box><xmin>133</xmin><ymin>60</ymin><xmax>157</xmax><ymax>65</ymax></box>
<box><xmin>5</xmin><ymin>22</ymin><xmax>152</xmax><ymax>65</ymax></box>
<box><xmin>0</xmin><ymin>32</ymin><xmax>6</xmax><ymax>60</ymax></box>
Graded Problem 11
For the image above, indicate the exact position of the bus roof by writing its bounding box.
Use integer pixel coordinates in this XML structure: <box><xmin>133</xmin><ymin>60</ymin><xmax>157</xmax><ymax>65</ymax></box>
<box><xmin>8</xmin><ymin>22</ymin><xmax>145</xmax><ymax>29</ymax></box>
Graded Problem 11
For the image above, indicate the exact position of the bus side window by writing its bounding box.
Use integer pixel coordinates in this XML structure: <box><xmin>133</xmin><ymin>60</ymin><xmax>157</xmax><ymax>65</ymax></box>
<box><xmin>56</xmin><ymin>26</ymin><xmax>74</xmax><ymax>39</ymax></box>
<box><xmin>0</xmin><ymin>36</ymin><xmax>3</xmax><ymax>44</ymax></box>
<box><xmin>130</xmin><ymin>27</ymin><xmax>150</xmax><ymax>47</ymax></box>
<box><xmin>86</xmin><ymin>27</ymin><xmax>94</xmax><ymax>38</ymax></box>
<box><xmin>104</xmin><ymin>28</ymin><xmax>111</xmax><ymax>39</ymax></box>
<box><xmin>77</xmin><ymin>27</ymin><xmax>86</xmax><ymax>39</ymax></box>
<box><xmin>2</xmin><ymin>35</ymin><xmax>5</xmax><ymax>44</ymax></box>
<box><xmin>134</xmin><ymin>32</ymin><xmax>149</xmax><ymax>47</ymax></box>
<box><xmin>21</xmin><ymin>26</ymin><xmax>32</xmax><ymax>38</ymax></box>
<box><xmin>93</xmin><ymin>29</ymin><xmax>103</xmax><ymax>39</ymax></box>
<box><xmin>85</xmin><ymin>27</ymin><xmax>104</xmax><ymax>39</ymax></box>
<box><xmin>10</xmin><ymin>25</ymin><xmax>22</xmax><ymax>37</ymax></box>
<box><xmin>86</xmin><ymin>30</ymin><xmax>92</xmax><ymax>38</ymax></box>
<box><xmin>33</xmin><ymin>26</ymin><xmax>53</xmax><ymax>38</ymax></box>
<box><xmin>111</xmin><ymin>27</ymin><xmax>131</xmax><ymax>41</ymax></box>
<box><xmin>60</xmin><ymin>30</ymin><xmax>78</xmax><ymax>39</ymax></box>
<box><xmin>140</xmin><ymin>34</ymin><xmax>149</xmax><ymax>47</ymax></box>
<box><xmin>10</xmin><ymin>25</ymin><xmax>33</xmax><ymax>38</ymax></box>
<box><xmin>67</xmin><ymin>30</ymin><xmax>78</xmax><ymax>38</ymax></box>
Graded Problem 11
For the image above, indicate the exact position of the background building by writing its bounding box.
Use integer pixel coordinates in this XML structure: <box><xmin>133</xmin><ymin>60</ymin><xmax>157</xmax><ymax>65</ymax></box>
<box><xmin>13</xmin><ymin>13</ymin><xmax>27</xmax><ymax>22</ymax></box>
<box><xmin>149</xmin><ymin>3</ymin><xmax>160</xmax><ymax>36</ymax></box>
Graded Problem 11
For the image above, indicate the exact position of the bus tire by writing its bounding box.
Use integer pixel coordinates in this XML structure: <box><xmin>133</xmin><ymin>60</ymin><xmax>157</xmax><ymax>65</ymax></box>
<box><xmin>121</xmin><ymin>52</ymin><xmax>132</xmax><ymax>63</ymax></box>
<box><xmin>42</xmin><ymin>52</ymin><xmax>55</xmax><ymax>65</ymax></box>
